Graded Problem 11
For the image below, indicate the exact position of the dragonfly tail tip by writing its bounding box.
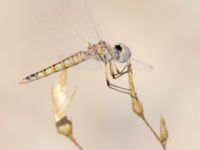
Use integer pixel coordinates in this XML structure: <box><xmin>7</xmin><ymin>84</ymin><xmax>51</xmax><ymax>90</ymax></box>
<box><xmin>19</xmin><ymin>79</ymin><xmax>28</xmax><ymax>85</ymax></box>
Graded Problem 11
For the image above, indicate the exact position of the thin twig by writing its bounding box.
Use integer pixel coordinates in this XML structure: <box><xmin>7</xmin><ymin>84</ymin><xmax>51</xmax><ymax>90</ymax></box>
<box><xmin>127</xmin><ymin>62</ymin><xmax>168</xmax><ymax>150</ymax></box>
<box><xmin>70</xmin><ymin>136</ymin><xmax>84</xmax><ymax>150</ymax></box>
<box><xmin>141</xmin><ymin>116</ymin><xmax>166</xmax><ymax>150</ymax></box>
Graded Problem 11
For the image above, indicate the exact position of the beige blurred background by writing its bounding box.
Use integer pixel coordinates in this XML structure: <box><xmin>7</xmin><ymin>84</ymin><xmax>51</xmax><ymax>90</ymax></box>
<box><xmin>0</xmin><ymin>0</ymin><xmax>200</xmax><ymax>150</ymax></box>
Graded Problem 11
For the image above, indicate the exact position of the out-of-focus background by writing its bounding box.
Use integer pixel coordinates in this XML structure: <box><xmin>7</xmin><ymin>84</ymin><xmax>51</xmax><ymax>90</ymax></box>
<box><xmin>0</xmin><ymin>0</ymin><xmax>200</xmax><ymax>150</ymax></box>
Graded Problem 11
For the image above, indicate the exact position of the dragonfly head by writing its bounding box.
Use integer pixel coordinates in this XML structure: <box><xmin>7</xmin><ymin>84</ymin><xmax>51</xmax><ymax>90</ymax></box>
<box><xmin>113</xmin><ymin>43</ymin><xmax>132</xmax><ymax>63</ymax></box>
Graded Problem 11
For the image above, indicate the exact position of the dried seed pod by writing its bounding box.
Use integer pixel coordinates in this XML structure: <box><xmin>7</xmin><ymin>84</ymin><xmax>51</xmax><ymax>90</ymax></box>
<box><xmin>160</xmin><ymin>116</ymin><xmax>168</xmax><ymax>145</ymax></box>
<box><xmin>55</xmin><ymin>115</ymin><xmax>83</xmax><ymax>150</ymax></box>
<box><xmin>131</xmin><ymin>97</ymin><xmax>144</xmax><ymax>118</ymax></box>
<box><xmin>127</xmin><ymin>63</ymin><xmax>144</xmax><ymax>117</ymax></box>
<box><xmin>56</xmin><ymin>116</ymin><xmax>73</xmax><ymax>137</ymax></box>
<box><xmin>51</xmin><ymin>70</ymin><xmax>82</xmax><ymax>150</ymax></box>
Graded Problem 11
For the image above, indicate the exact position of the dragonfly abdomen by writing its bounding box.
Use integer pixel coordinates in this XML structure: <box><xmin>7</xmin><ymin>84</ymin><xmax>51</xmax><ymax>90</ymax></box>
<box><xmin>20</xmin><ymin>51</ymin><xmax>89</xmax><ymax>84</ymax></box>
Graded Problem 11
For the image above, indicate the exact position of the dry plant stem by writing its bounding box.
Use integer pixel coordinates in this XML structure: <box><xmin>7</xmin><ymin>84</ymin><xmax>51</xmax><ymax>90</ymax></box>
<box><xmin>127</xmin><ymin>62</ymin><xmax>167</xmax><ymax>150</ymax></box>
<box><xmin>70</xmin><ymin>136</ymin><xmax>84</xmax><ymax>150</ymax></box>
<box><xmin>52</xmin><ymin>70</ymin><xmax>83</xmax><ymax>150</ymax></box>
<box><xmin>141</xmin><ymin>116</ymin><xmax>166</xmax><ymax>150</ymax></box>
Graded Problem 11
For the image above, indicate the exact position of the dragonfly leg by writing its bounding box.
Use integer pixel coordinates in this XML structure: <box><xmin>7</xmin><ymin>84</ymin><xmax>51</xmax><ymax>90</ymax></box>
<box><xmin>109</xmin><ymin>61</ymin><xmax>131</xmax><ymax>79</ymax></box>
<box><xmin>105</xmin><ymin>62</ymin><xmax>131</xmax><ymax>95</ymax></box>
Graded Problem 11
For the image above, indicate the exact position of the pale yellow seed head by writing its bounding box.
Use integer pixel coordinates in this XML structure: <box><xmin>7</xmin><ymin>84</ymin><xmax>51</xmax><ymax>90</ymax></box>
<box><xmin>51</xmin><ymin>70</ymin><xmax>83</xmax><ymax>150</ymax></box>
<box><xmin>160</xmin><ymin>116</ymin><xmax>168</xmax><ymax>145</ymax></box>
<box><xmin>132</xmin><ymin>98</ymin><xmax>144</xmax><ymax>118</ymax></box>
<box><xmin>127</xmin><ymin>63</ymin><xmax>144</xmax><ymax>117</ymax></box>
<box><xmin>52</xmin><ymin>70</ymin><xmax>71</xmax><ymax>113</ymax></box>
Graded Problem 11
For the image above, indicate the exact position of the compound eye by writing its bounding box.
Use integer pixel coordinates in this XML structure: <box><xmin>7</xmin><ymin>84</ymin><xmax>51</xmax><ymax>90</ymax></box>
<box><xmin>114</xmin><ymin>43</ymin><xmax>131</xmax><ymax>63</ymax></box>
<box><xmin>115</xmin><ymin>45</ymin><xmax>122</xmax><ymax>51</ymax></box>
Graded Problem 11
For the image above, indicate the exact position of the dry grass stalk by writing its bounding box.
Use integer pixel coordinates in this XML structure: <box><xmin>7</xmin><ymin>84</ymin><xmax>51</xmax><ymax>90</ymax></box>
<box><xmin>160</xmin><ymin>116</ymin><xmax>168</xmax><ymax>146</ymax></box>
<box><xmin>127</xmin><ymin>62</ymin><xmax>168</xmax><ymax>150</ymax></box>
<box><xmin>50</xmin><ymin>63</ymin><xmax>168</xmax><ymax>150</ymax></box>
<box><xmin>52</xmin><ymin>70</ymin><xmax>83</xmax><ymax>150</ymax></box>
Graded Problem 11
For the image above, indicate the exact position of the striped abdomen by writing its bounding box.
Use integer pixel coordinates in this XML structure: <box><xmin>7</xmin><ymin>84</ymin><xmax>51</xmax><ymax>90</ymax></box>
<box><xmin>20</xmin><ymin>51</ymin><xmax>90</xmax><ymax>84</ymax></box>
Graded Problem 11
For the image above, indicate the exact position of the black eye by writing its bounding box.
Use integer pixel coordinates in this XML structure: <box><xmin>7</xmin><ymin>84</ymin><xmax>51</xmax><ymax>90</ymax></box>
<box><xmin>115</xmin><ymin>45</ymin><xmax>122</xmax><ymax>51</ymax></box>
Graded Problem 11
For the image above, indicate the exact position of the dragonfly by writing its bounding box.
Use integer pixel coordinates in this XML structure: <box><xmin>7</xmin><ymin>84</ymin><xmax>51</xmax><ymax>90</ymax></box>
<box><xmin>20</xmin><ymin>0</ymin><xmax>152</xmax><ymax>95</ymax></box>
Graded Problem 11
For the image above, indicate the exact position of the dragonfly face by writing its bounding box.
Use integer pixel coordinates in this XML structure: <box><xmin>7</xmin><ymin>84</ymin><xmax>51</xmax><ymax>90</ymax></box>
<box><xmin>113</xmin><ymin>43</ymin><xmax>132</xmax><ymax>63</ymax></box>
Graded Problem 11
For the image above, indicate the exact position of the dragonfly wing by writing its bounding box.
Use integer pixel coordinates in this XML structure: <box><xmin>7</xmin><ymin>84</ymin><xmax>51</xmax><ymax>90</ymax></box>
<box><xmin>75</xmin><ymin>57</ymin><xmax>103</xmax><ymax>72</ymax></box>
<box><xmin>26</xmin><ymin>0</ymin><xmax>101</xmax><ymax>45</ymax></box>
<box><xmin>130</xmin><ymin>58</ymin><xmax>154</xmax><ymax>72</ymax></box>
<box><xmin>25</xmin><ymin>0</ymin><xmax>103</xmax><ymax>71</ymax></box>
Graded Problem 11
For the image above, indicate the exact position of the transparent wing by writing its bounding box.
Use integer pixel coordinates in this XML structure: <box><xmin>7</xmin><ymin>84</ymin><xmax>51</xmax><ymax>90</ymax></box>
<box><xmin>26</xmin><ymin>0</ymin><xmax>103</xmax><ymax>71</ymax></box>
<box><xmin>131</xmin><ymin>58</ymin><xmax>153</xmax><ymax>72</ymax></box>
<box><xmin>76</xmin><ymin>58</ymin><xmax>104</xmax><ymax>72</ymax></box>
<box><xmin>26</xmin><ymin>0</ymin><xmax>102</xmax><ymax>45</ymax></box>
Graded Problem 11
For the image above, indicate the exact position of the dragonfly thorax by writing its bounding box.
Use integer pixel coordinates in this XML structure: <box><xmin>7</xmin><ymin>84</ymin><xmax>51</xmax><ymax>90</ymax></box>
<box><xmin>88</xmin><ymin>41</ymin><xmax>132</xmax><ymax>63</ymax></box>
<box><xmin>88</xmin><ymin>40</ymin><xmax>114</xmax><ymax>62</ymax></box>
